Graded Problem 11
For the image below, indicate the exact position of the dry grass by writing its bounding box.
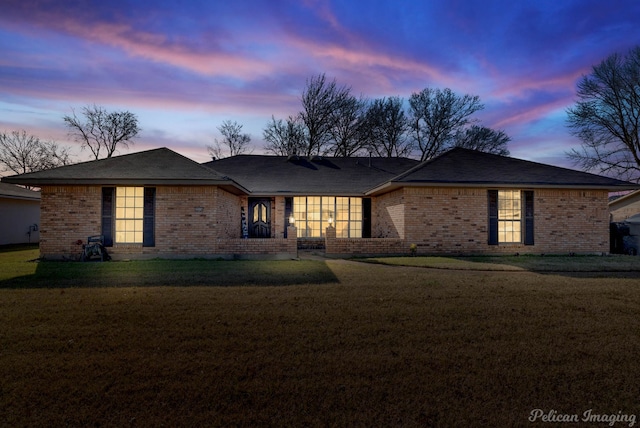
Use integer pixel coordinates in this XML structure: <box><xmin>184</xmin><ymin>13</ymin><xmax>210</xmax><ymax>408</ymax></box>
<box><xmin>2</xmin><ymin>251</ymin><xmax>640</xmax><ymax>426</ymax></box>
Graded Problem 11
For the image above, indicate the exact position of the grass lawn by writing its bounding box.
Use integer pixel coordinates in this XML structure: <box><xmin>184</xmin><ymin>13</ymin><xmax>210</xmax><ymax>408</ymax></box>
<box><xmin>2</xmin><ymin>247</ymin><xmax>640</xmax><ymax>426</ymax></box>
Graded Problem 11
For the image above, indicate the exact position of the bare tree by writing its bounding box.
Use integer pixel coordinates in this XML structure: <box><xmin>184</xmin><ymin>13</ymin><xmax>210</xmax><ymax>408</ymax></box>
<box><xmin>63</xmin><ymin>105</ymin><xmax>140</xmax><ymax>160</ymax></box>
<box><xmin>408</xmin><ymin>88</ymin><xmax>484</xmax><ymax>161</ymax></box>
<box><xmin>263</xmin><ymin>115</ymin><xmax>306</xmax><ymax>156</ymax></box>
<box><xmin>299</xmin><ymin>73</ymin><xmax>352</xmax><ymax>156</ymax></box>
<box><xmin>207</xmin><ymin>120</ymin><xmax>252</xmax><ymax>159</ymax></box>
<box><xmin>0</xmin><ymin>130</ymin><xmax>72</xmax><ymax>175</ymax></box>
<box><xmin>451</xmin><ymin>125</ymin><xmax>510</xmax><ymax>156</ymax></box>
<box><xmin>365</xmin><ymin>96</ymin><xmax>413</xmax><ymax>157</ymax></box>
<box><xmin>328</xmin><ymin>94</ymin><xmax>369</xmax><ymax>157</ymax></box>
<box><xmin>566</xmin><ymin>46</ymin><xmax>640</xmax><ymax>181</ymax></box>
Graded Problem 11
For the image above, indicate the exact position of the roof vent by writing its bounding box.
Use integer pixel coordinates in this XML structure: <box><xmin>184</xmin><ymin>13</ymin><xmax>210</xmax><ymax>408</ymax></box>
<box><xmin>311</xmin><ymin>155</ymin><xmax>323</xmax><ymax>162</ymax></box>
<box><xmin>287</xmin><ymin>155</ymin><xmax>300</xmax><ymax>162</ymax></box>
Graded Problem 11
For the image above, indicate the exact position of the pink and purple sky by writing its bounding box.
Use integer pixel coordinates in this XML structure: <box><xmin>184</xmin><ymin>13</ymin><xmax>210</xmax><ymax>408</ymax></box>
<box><xmin>1</xmin><ymin>0</ymin><xmax>639</xmax><ymax>169</ymax></box>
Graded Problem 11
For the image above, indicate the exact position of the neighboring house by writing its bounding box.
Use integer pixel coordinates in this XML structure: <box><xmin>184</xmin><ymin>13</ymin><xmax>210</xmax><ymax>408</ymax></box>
<box><xmin>2</xmin><ymin>147</ymin><xmax>638</xmax><ymax>260</ymax></box>
<box><xmin>610</xmin><ymin>190</ymin><xmax>640</xmax><ymax>222</ymax></box>
<box><xmin>0</xmin><ymin>182</ymin><xmax>40</xmax><ymax>245</ymax></box>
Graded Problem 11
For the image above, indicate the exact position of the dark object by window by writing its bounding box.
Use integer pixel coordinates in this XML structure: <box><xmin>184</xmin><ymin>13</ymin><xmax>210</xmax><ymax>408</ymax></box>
<box><xmin>102</xmin><ymin>187</ymin><xmax>114</xmax><ymax>246</ymax></box>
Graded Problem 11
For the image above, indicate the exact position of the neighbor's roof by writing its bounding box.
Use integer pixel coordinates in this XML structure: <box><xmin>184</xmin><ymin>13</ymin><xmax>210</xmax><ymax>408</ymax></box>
<box><xmin>1</xmin><ymin>148</ymin><xmax>248</xmax><ymax>194</ymax></box>
<box><xmin>0</xmin><ymin>182</ymin><xmax>40</xmax><ymax>201</ymax></box>
<box><xmin>203</xmin><ymin>155</ymin><xmax>420</xmax><ymax>196</ymax></box>
<box><xmin>609</xmin><ymin>189</ymin><xmax>640</xmax><ymax>207</ymax></box>
<box><xmin>367</xmin><ymin>148</ymin><xmax>640</xmax><ymax>194</ymax></box>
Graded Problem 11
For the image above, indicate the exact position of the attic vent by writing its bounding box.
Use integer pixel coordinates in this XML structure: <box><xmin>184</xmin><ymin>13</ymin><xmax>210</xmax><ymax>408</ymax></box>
<box><xmin>287</xmin><ymin>155</ymin><xmax>300</xmax><ymax>162</ymax></box>
<box><xmin>311</xmin><ymin>155</ymin><xmax>323</xmax><ymax>162</ymax></box>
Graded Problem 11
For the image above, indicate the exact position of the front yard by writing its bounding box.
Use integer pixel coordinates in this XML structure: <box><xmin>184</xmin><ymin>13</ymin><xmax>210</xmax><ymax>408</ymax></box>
<box><xmin>1</xmin><ymin>247</ymin><xmax>640</xmax><ymax>426</ymax></box>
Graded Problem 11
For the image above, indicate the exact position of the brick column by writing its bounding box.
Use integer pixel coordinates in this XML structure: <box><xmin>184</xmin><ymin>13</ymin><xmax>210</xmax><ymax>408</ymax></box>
<box><xmin>287</xmin><ymin>226</ymin><xmax>298</xmax><ymax>257</ymax></box>
<box><xmin>325</xmin><ymin>225</ymin><xmax>336</xmax><ymax>253</ymax></box>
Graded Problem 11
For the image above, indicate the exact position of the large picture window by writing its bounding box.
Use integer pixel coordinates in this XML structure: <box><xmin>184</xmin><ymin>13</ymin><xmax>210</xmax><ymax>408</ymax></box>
<box><xmin>293</xmin><ymin>196</ymin><xmax>362</xmax><ymax>238</ymax></box>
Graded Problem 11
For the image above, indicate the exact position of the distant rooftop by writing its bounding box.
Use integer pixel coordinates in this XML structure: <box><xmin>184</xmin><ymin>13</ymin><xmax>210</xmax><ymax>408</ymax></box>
<box><xmin>0</xmin><ymin>182</ymin><xmax>40</xmax><ymax>200</ymax></box>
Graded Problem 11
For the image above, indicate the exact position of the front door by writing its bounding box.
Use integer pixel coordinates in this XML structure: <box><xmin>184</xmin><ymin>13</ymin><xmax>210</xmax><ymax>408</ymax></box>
<box><xmin>249</xmin><ymin>198</ymin><xmax>271</xmax><ymax>238</ymax></box>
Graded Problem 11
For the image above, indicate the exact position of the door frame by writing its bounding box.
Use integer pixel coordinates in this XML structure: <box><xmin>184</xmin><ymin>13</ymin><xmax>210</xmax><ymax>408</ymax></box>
<box><xmin>248</xmin><ymin>198</ymin><xmax>272</xmax><ymax>238</ymax></box>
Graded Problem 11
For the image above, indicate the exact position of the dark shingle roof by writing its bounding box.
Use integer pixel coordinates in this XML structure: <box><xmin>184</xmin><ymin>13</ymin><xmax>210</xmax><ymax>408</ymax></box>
<box><xmin>0</xmin><ymin>182</ymin><xmax>40</xmax><ymax>200</ymax></box>
<box><xmin>1</xmin><ymin>148</ymin><xmax>248</xmax><ymax>193</ymax></box>
<box><xmin>367</xmin><ymin>148</ymin><xmax>640</xmax><ymax>194</ymax></box>
<box><xmin>3</xmin><ymin>147</ymin><xmax>636</xmax><ymax>196</ymax></box>
<box><xmin>203</xmin><ymin>155</ymin><xmax>420</xmax><ymax>195</ymax></box>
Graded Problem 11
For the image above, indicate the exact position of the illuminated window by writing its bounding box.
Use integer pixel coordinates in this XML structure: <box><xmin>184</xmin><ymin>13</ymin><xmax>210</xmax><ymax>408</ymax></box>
<box><xmin>498</xmin><ymin>190</ymin><xmax>521</xmax><ymax>243</ymax></box>
<box><xmin>115</xmin><ymin>187</ymin><xmax>144</xmax><ymax>243</ymax></box>
<box><xmin>293</xmin><ymin>197</ymin><xmax>362</xmax><ymax>238</ymax></box>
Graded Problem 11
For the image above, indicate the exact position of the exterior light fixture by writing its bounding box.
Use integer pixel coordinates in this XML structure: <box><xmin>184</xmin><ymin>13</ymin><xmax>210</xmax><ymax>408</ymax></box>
<box><xmin>289</xmin><ymin>215</ymin><xmax>295</xmax><ymax>224</ymax></box>
<box><xmin>328</xmin><ymin>216</ymin><xmax>334</xmax><ymax>226</ymax></box>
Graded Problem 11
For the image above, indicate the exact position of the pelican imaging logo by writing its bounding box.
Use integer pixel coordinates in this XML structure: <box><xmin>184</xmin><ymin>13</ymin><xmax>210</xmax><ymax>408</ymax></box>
<box><xmin>529</xmin><ymin>409</ymin><xmax>636</xmax><ymax>426</ymax></box>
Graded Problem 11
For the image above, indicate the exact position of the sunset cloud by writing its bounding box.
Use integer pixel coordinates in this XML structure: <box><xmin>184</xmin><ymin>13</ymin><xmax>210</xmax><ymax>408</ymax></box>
<box><xmin>1</xmin><ymin>0</ymin><xmax>639</xmax><ymax>168</ymax></box>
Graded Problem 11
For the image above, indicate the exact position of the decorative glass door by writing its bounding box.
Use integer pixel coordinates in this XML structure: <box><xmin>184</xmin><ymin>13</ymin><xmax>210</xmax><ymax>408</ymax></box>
<box><xmin>249</xmin><ymin>198</ymin><xmax>271</xmax><ymax>238</ymax></box>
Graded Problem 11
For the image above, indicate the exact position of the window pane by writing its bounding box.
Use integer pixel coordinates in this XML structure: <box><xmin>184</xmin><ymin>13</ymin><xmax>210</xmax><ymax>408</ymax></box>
<box><xmin>292</xmin><ymin>196</ymin><xmax>363</xmax><ymax>239</ymax></box>
<box><xmin>497</xmin><ymin>190</ymin><xmax>522</xmax><ymax>243</ymax></box>
<box><xmin>115</xmin><ymin>187</ymin><xmax>144</xmax><ymax>243</ymax></box>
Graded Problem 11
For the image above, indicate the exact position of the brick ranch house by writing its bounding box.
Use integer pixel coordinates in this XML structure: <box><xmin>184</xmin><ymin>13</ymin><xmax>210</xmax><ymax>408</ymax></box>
<box><xmin>2</xmin><ymin>147</ymin><xmax>638</xmax><ymax>260</ymax></box>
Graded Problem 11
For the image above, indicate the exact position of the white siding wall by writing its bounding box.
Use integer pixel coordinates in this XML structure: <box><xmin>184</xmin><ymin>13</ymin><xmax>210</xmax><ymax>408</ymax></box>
<box><xmin>0</xmin><ymin>197</ymin><xmax>40</xmax><ymax>245</ymax></box>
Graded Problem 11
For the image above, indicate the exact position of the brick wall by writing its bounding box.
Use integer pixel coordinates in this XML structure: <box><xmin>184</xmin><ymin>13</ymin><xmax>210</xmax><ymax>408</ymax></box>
<box><xmin>534</xmin><ymin>189</ymin><xmax>609</xmax><ymax>254</ymax></box>
<box><xmin>39</xmin><ymin>186</ymin><xmax>102</xmax><ymax>259</ymax></box>
<box><xmin>216</xmin><ymin>188</ymin><xmax>244</xmax><ymax>239</ymax></box>
<box><xmin>216</xmin><ymin>226</ymin><xmax>298</xmax><ymax>259</ymax></box>
<box><xmin>402</xmin><ymin>187</ymin><xmax>488</xmax><ymax>254</ymax></box>
<box><xmin>148</xmin><ymin>186</ymin><xmax>224</xmax><ymax>256</ymax></box>
<box><xmin>273</xmin><ymin>196</ymin><xmax>287</xmax><ymax>238</ymax></box>
<box><xmin>39</xmin><ymin>185</ymin><xmax>611</xmax><ymax>259</ymax></box>
<box><xmin>371</xmin><ymin>187</ymin><xmax>610</xmax><ymax>255</ymax></box>
<box><xmin>325</xmin><ymin>226</ymin><xmax>406</xmax><ymax>256</ymax></box>
<box><xmin>372</xmin><ymin>189</ymin><xmax>404</xmax><ymax>238</ymax></box>
<box><xmin>38</xmin><ymin>186</ymin><xmax>296</xmax><ymax>259</ymax></box>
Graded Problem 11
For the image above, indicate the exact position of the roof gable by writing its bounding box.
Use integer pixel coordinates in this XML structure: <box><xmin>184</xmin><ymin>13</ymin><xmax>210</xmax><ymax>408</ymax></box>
<box><xmin>2</xmin><ymin>148</ymin><xmax>247</xmax><ymax>192</ymax></box>
<box><xmin>368</xmin><ymin>148</ymin><xmax>639</xmax><ymax>194</ymax></box>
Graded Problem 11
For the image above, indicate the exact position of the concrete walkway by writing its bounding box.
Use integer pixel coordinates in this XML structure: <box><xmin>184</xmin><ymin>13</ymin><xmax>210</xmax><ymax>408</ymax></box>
<box><xmin>296</xmin><ymin>249</ymin><xmax>329</xmax><ymax>260</ymax></box>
